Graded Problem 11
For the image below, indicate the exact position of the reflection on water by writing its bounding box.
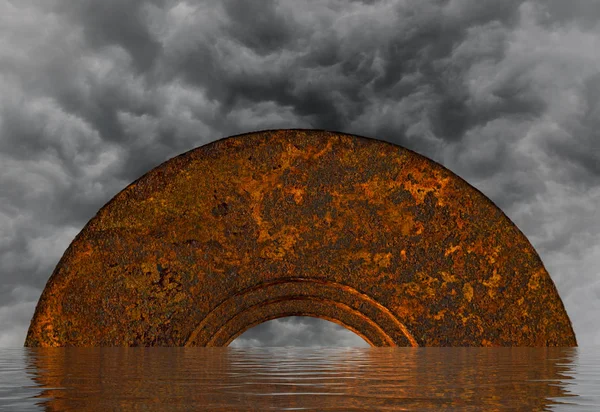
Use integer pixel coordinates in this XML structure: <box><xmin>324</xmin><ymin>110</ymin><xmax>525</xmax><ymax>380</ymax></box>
<box><xmin>1</xmin><ymin>347</ymin><xmax>599</xmax><ymax>410</ymax></box>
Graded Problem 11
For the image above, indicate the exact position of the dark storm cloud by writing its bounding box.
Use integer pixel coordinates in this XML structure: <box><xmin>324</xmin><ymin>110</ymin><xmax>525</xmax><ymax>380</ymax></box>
<box><xmin>1</xmin><ymin>0</ymin><xmax>599</xmax><ymax>346</ymax></box>
<box><xmin>543</xmin><ymin>72</ymin><xmax>600</xmax><ymax>179</ymax></box>
<box><xmin>55</xmin><ymin>0</ymin><xmax>165</xmax><ymax>72</ymax></box>
<box><xmin>539</xmin><ymin>0</ymin><xmax>600</xmax><ymax>30</ymax></box>
<box><xmin>162</xmin><ymin>0</ymin><xmax>527</xmax><ymax>150</ymax></box>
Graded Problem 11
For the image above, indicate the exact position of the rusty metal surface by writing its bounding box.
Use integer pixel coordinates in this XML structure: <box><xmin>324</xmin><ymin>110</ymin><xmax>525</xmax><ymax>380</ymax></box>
<box><xmin>25</xmin><ymin>129</ymin><xmax>577</xmax><ymax>347</ymax></box>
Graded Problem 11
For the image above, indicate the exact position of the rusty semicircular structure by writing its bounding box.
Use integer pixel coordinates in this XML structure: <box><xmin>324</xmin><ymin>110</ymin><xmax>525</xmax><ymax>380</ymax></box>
<box><xmin>25</xmin><ymin>129</ymin><xmax>577</xmax><ymax>347</ymax></box>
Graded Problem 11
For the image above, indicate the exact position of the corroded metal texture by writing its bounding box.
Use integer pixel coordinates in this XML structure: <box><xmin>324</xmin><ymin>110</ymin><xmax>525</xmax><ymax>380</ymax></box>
<box><xmin>25</xmin><ymin>129</ymin><xmax>577</xmax><ymax>347</ymax></box>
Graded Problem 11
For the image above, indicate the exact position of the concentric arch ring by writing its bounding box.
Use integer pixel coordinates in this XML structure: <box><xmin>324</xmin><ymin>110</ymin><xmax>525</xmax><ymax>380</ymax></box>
<box><xmin>25</xmin><ymin>129</ymin><xmax>577</xmax><ymax>347</ymax></box>
<box><xmin>208</xmin><ymin>298</ymin><xmax>390</xmax><ymax>347</ymax></box>
<box><xmin>184</xmin><ymin>278</ymin><xmax>418</xmax><ymax>347</ymax></box>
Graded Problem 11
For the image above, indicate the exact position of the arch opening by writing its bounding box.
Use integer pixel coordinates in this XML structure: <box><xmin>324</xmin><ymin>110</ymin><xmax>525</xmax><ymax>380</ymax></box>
<box><xmin>229</xmin><ymin>315</ymin><xmax>371</xmax><ymax>348</ymax></box>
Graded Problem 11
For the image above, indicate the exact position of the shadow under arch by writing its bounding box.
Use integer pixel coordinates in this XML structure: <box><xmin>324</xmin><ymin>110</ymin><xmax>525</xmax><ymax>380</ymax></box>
<box><xmin>25</xmin><ymin>129</ymin><xmax>577</xmax><ymax>347</ymax></box>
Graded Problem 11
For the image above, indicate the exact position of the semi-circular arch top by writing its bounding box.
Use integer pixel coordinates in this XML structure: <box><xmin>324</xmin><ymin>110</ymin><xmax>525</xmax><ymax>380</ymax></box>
<box><xmin>25</xmin><ymin>129</ymin><xmax>577</xmax><ymax>347</ymax></box>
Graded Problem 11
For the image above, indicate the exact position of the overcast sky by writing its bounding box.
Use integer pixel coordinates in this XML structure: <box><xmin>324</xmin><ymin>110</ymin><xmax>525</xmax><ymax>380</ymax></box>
<box><xmin>1</xmin><ymin>0</ymin><xmax>599</xmax><ymax>348</ymax></box>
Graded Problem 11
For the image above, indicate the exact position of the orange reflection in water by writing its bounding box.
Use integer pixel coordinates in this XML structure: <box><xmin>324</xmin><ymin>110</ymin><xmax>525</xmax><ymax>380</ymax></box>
<box><xmin>26</xmin><ymin>347</ymin><xmax>577</xmax><ymax>411</ymax></box>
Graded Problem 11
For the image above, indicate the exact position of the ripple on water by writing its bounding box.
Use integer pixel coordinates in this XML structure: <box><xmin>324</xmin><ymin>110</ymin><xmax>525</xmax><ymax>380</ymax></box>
<box><xmin>0</xmin><ymin>347</ymin><xmax>598</xmax><ymax>411</ymax></box>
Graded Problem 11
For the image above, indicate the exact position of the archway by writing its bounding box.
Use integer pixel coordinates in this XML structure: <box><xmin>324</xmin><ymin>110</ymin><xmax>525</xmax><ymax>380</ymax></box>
<box><xmin>25</xmin><ymin>129</ymin><xmax>577</xmax><ymax>347</ymax></box>
<box><xmin>230</xmin><ymin>316</ymin><xmax>371</xmax><ymax>347</ymax></box>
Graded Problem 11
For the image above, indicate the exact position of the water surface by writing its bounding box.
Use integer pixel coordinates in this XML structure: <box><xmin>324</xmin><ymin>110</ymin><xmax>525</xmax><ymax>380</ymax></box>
<box><xmin>1</xmin><ymin>347</ymin><xmax>599</xmax><ymax>411</ymax></box>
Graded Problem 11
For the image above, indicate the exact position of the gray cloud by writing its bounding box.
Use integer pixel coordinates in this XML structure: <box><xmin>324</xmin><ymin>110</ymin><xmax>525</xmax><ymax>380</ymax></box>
<box><xmin>1</xmin><ymin>0</ymin><xmax>599</xmax><ymax>347</ymax></box>
<box><xmin>230</xmin><ymin>317</ymin><xmax>369</xmax><ymax>348</ymax></box>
